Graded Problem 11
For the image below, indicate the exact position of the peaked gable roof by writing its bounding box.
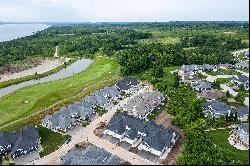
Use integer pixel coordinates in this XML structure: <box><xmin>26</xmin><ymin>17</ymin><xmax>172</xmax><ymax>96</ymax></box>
<box><xmin>203</xmin><ymin>101</ymin><xmax>231</xmax><ymax>114</ymax></box>
<box><xmin>0</xmin><ymin>126</ymin><xmax>40</xmax><ymax>156</ymax></box>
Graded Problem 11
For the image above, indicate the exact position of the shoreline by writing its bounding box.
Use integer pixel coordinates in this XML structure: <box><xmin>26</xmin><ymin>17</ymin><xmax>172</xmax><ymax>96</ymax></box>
<box><xmin>0</xmin><ymin>58</ymin><xmax>75</xmax><ymax>89</ymax></box>
<box><xmin>0</xmin><ymin>23</ymin><xmax>50</xmax><ymax>42</ymax></box>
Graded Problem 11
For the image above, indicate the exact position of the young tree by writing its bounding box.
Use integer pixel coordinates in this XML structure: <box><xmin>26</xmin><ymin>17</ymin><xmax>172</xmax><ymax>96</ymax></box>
<box><xmin>235</xmin><ymin>91</ymin><xmax>245</xmax><ymax>103</ymax></box>
<box><xmin>211</xmin><ymin>81</ymin><xmax>220</xmax><ymax>89</ymax></box>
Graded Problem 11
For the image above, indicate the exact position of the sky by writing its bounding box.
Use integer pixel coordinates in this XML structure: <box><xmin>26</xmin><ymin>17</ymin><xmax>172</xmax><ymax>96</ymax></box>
<box><xmin>0</xmin><ymin>0</ymin><xmax>249</xmax><ymax>22</ymax></box>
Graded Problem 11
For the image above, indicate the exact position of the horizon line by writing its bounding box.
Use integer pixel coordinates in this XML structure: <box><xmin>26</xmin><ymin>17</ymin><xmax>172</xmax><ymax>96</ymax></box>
<box><xmin>1</xmin><ymin>20</ymin><xmax>249</xmax><ymax>23</ymax></box>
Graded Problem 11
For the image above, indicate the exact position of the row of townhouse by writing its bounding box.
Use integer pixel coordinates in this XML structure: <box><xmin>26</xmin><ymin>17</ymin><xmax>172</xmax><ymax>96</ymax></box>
<box><xmin>103</xmin><ymin>113</ymin><xmax>179</xmax><ymax>158</ymax></box>
<box><xmin>0</xmin><ymin>126</ymin><xmax>40</xmax><ymax>159</ymax></box>
<box><xmin>61</xmin><ymin>146</ymin><xmax>124</xmax><ymax>165</ymax></box>
<box><xmin>122</xmin><ymin>90</ymin><xmax>165</xmax><ymax>120</ymax></box>
<box><xmin>42</xmin><ymin>77</ymin><xmax>140</xmax><ymax>132</ymax></box>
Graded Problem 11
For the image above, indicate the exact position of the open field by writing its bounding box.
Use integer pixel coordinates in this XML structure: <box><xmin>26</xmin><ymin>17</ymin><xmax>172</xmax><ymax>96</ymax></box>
<box><xmin>139</xmin><ymin>31</ymin><xmax>180</xmax><ymax>45</ymax></box>
<box><xmin>0</xmin><ymin>57</ymin><xmax>119</xmax><ymax>127</ymax></box>
<box><xmin>164</xmin><ymin>66</ymin><xmax>180</xmax><ymax>85</ymax></box>
<box><xmin>207</xmin><ymin>129</ymin><xmax>249</xmax><ymax>164</ymax></box>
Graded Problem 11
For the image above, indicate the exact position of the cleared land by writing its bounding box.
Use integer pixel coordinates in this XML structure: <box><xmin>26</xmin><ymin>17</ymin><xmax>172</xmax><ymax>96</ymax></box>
<box><xmin>208</xmin><ymin>129</ymin><xmax>249</xmax><ymax>165</ymax></box>
<box><xmin>139</xmin><ymin>31</ymin><xmax>180</xmax><ymax>44</ymax></box>
<box><xmin>0</xmin><ymin>57</ymin><xmax>119</xmax><ymax>127</ymax></box>
<box><xmin>0</xmin><ymin>58</ymin><xmax>70</xmax><ymax>82</ymax></box>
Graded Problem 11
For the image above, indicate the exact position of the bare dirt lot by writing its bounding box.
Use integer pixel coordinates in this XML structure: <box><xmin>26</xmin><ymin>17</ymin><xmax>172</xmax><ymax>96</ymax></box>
<box><xmin>0</xmin><ymin>58</ymin><xmax>70</xmax><ymax>82</ymax></box>
<box><xmin>155</xmin><ymin>111</ymin><xmax>185</xmax><ymax>165</ymax></box>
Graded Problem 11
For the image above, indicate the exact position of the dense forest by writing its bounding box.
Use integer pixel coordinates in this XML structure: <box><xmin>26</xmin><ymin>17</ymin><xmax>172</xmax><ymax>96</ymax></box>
<box><xmin>0</xmin><ymin>25</ymin><xmax>151</xmax><ymax>65</ymax></box>
<box><xmin>0</xmin><ymin>21</ymin><xmax>248</xmax><ymax>66</ymax></box>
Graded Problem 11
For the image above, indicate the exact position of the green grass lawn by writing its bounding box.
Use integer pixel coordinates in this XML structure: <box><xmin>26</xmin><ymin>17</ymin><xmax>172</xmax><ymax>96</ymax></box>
<box><xmin>241</xmin><ymin>39</ymin><xmax>249</xmax><ymax>45</ymax></box>
<box><xmin>37</xmin><ymin>125</ymin><xmax>70</xmax><ymax>157</ymax></box>
<box><xmin>148</xmin><ymin>102</ymin><xmax>167</xmax><ymax>120</ymax></box>
<box><xmin>95</xmin><ymin>107</ymin><xmax>108</xmax><ymax>116</ymax></box>
<box><xmin>228</xmin><ymin>102</ymin><xmax>247</xmax><ymax>108</ymax></box>
<box><xmin>208</xmin><ymin>129</ymin><xmax>249</xmax><ymax>164</ymax></box>
<box><xmin>237</xmin><ymin>68</ymin><xmax>249</xmax><ymax>73</ymax></box>
<box><xmin>163</xmin><ymin>66</ymin><xmax>180</xmax><ymax>85</ymax></box>
<box><xmin>219</xmin><ymin>69</ymin><xmax>241</xmax><ymax>75</ymax></box>
<box><xmin>0</xmin><ymin>57</ymin><xmax>119</xmax><ymax>127</ymax></box>
<box><xmin>206</xmin><ymin>70</ymin><xmax>222</xmax><ymax>76</ymax></box>
<box><xmin>217</xmin><ymin>78</ymin><xmax>231</xmax><ymax>84</ymax></box>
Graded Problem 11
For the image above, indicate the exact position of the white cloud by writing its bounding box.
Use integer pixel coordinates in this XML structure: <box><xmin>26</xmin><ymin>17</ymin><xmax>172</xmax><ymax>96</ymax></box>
<box><xmin>0</xmin><ymin>0</ymin><xmax>248</xmax><ymax>22</ymax></box>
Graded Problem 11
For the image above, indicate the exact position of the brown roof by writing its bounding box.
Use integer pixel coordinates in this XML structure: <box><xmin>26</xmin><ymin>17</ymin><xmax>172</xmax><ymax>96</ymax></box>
<box><xmin>198</xmin><ymin>91</ymin><xmax>224</xmax><ymax>100</ymax></box>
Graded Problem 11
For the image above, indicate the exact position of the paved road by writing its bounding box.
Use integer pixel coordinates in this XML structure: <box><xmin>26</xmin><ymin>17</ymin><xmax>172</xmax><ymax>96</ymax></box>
<box><xmin>54</xmin><ymin>46</ymin><xmax>59</xmax><ymax>58</ymax></box>
<box><xmin>27</xmin><ymin>87</ymin><xmax>156</xmax><ymax>165</ymax></box>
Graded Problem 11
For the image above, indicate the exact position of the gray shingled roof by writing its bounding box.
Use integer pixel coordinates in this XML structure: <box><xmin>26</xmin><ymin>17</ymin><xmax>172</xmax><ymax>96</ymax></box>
<box><xmin>203</xmin><ymin>101</ymin><xmax>231</xmax><ymax>115</ymax></box>
<box><xmin>0</xmin><ymin>126</ymin><xmax>40</xmax><ymax>158</ymax></box>
<box><xmin>192</xmin><ymin>80</ymin><xmax>212</xmax><ymax>90</ymax></box>
<box><xmin>203</xmin><ymin>64</ymin><xmax>217</xmax><ymax>71</ymax></box>
<box><xmin>107</xmin><ymin>113</ymin><xmax>146</xmax><ymax>137</ymax></box>
<box><xmin>235</xmin><ymin>62</ymin><xmax>249</xmax><ymax>68</ymax></box>
<box><xmin>115</xmin><ymin>77</ymin><xmax>139</xmax><ymax>91</ymax></box>
<box><xmin>238</xmin><ymin>123</ymin><xmax>249</xmax><ymax>134</ymax></box>
<box><xmin>61</xmin><ymin>146</ymin><xmax>124</xmax><ymax>165</ymax></box>
<box><xmin>106</xmin><ymin>113</ymin><xmax>179</xmax><ymax>151</ymax></box>
<box><xmin>233</xmin><ymin>75</ymin><xmax>249</xmax><ymax>83</ymax></box>
<box><xmin>141</xmin><ymin>127</ymin><xmax>177</xmax><ymax>152</ymax></box>
<box><xmin>124</xmin><ymin>91</ymin><xmax>165</xmax><ymax>119</ymax></box>
<box><xmin>181</xmin><ymin>65</ymin><xmax>199</xmax><ymax>73</ymax></box>
<box><xmin>237</xmin><ymin>107</ymin><xmax>249</xmax><ymax>118</ymax></box>
<box><xmin>0</xmin><ymin>133</ymin><xmax>11</xmax><ymax>154</ymax></box>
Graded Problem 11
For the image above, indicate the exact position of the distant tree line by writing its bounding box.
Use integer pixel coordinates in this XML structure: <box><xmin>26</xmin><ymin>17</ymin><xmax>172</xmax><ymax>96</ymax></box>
<box><xmin>0</xmin><ymin>25</ymin><xmax>151</xmax><ymax>66</ymax></box>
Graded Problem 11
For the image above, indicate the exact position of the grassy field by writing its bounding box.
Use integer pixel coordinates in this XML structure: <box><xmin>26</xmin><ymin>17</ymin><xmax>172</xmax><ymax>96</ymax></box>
<box><xmin>37</xmin><ymin>125</ymin><xmax>70</xmax><ymax>157</ymax></box>
<box><xmin>219</xmin><ymin>69</ymin><xmax>242</xmax><ymax>75</ymax></box>
<box><xmin>139</xmin><ymin>31</ymin><xmax>180</xmax><ymax>45</ymax></box>
<box><xmin>241</xmin><ymin>39</ymin><xmax>249</xmax><ymax>45</ymax></box>
<box><xmin>207</xmin><ymin>129</ymin><xmax>249</xmax><ymax>164</ymax></box>
<box><xmin>163</xmin><ymin>66</ymin><xmax>180</xmax><ymax>85</ymax></box>
<box><xmin>217</xmin><ymin>78</ymin><xmax>231</xmax><ymax>84</ymax></box>
<box><xmin>0</xmin><ymin>57</ymin><xmax>119</xmax><ymax>127</ymax></box>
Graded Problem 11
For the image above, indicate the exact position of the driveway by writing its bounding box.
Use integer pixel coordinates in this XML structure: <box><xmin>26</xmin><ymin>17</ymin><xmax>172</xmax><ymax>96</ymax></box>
<box><xmin>244</xmin><ymin>97</ymin><xmax>249</xmax><ymax>107</ymax></box>
<box><xmin>220</xmin><ymin>84</ymin><xmax>238</xmax><ymax>97</ymax></box>
<box><xmin>27</xmin><ymin>86</ymin><xmax>156</xmax><ymax>165</ymax></box>
<box><xmin>206</xmin><ymin>75</ymin><xmax>235</xmax><ymax>83</ymax></box>
<box><xmin>235</xmin><ymin>69</ymin><xmax>249</xmax><ymax>77</ymax></box>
